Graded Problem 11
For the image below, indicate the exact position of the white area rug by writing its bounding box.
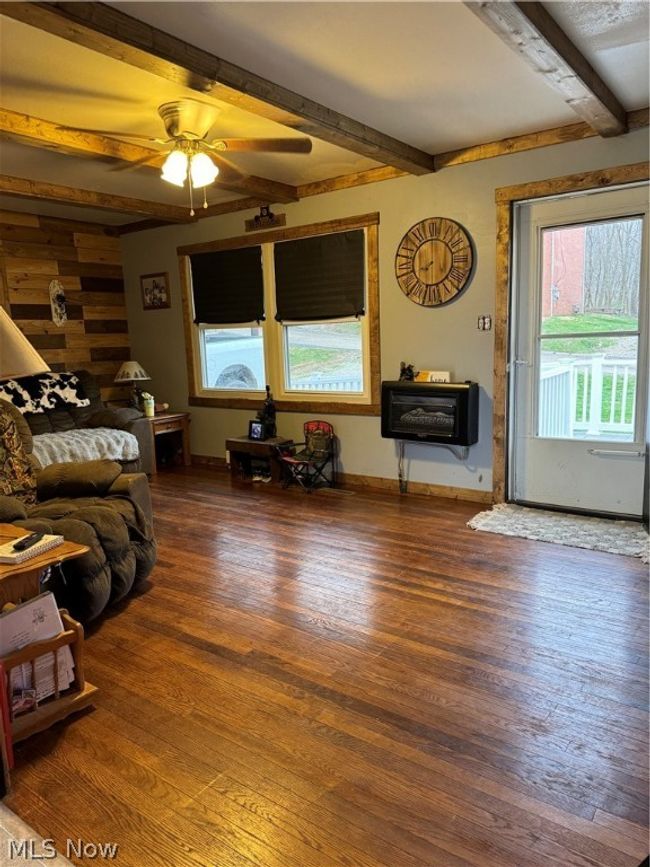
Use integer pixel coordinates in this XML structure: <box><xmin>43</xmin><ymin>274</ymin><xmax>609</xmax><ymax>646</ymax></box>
<box><xmin>468</xmin><ymin>502</ymin><xmax>650</xmax><ymax>561</ymax></box>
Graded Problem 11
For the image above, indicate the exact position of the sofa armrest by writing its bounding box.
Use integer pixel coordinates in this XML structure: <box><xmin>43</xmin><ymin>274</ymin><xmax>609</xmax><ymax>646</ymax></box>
<box><xmin>0</xmin><ymin>495</ymin><xmax>28</xmax><ymax>523</ymax></box>
<box><xmin>85</xmin><ymin>407</ymin><xmax>142</xmax><ymax>429</ymax></box>
<box><xmin>37</xmin><ymin>460</ymin><xmax>122</xmax><ymax>500</ymax></box>
<box><xmin>108</xmin><ymin>473</ymin><xmax>153</xmax><ymax>523</ymax></box>
<box><xmin>83</xmin><ymin>408</ymin><xmax>155</xmax><ymax>475</ymax></box>
<box><xmin>122</xmin><ymin>416</ymin><xmax>155</xmax><ymax>476</ymax></box>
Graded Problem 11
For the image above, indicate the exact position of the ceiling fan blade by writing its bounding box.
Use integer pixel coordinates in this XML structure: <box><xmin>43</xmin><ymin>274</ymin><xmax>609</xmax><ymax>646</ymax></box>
<box><xmin>208</xmin><ymin>137</ymin><xmax>312</xmax><ymax>154</ymax></box>
<box><xmin>209</xmin><ymin>151</ymin><xmax>248</xmax><ymax>182</ymax></box>
<box><xmin>107</xmin><ymin>153</ymin><xmax>163</xmax><ymax>172</ymax></box>
<box><xmin>57</xmin><ymin>124</ymin><xmax>169</xmax><ymax>145</ymax></box>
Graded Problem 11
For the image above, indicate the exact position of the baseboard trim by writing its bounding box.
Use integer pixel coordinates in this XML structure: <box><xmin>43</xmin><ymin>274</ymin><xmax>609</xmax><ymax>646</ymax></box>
<box><xmin>192</xmin><ymin>454</ymin><xmax>227</xmax><ymax>469</ymax></box>
<box><xmin>191</xmin><ymin>454</ymin><xmax>492</xmax><ymax>504</ymax></box>
<box><xmin>339</xmin><ymin>471</ymin><xmax>493</xmax><ymax>504</ymax></box>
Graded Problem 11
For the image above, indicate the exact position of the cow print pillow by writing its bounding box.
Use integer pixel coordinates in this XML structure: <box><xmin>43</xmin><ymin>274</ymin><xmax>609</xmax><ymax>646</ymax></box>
<box><xmin>0</xmin><ymin>372</ymin><xmax>90</xmax><ymax>414</ymax></box>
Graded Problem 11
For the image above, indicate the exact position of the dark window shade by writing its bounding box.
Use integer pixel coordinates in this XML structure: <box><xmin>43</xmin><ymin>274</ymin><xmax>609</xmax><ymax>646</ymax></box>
<box><xmin>190</xmin><ymin>246</ymin><xmax>264</xmax><ymax>324</ymax></box>
<box><xmin>274</xmin><ymin>230</ymin><xmax>365</xmax><ymax>322</ymax></box>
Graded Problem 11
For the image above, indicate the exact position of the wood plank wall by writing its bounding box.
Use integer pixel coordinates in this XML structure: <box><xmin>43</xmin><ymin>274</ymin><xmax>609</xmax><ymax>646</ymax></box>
<box><xmin>0</xmin><ymin>209</ymin><xmax>131</xmax><ymax>402</ymax></box>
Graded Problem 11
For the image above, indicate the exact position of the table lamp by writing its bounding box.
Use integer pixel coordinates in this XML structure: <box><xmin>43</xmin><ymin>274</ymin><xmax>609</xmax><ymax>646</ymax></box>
<box><xmin>114</xmin><ymin>360</ymin><xmax>151</xmax><ymax>407</ymax></box>
<box><xmin>0</xmin><ymin>307</ymin><xmax>50</xmax><ymax>380</ymax></box>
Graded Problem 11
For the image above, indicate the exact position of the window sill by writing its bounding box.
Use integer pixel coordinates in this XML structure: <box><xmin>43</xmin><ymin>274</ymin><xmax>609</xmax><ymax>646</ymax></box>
<box><xmin>189</xmin><ymin>395</ymin><xmax>380</xmax><ymax>416</ymax></box>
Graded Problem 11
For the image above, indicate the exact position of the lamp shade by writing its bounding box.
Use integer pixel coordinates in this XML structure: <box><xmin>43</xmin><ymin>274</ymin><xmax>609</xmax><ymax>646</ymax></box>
<box><xmin>161</xmin><ymin>149</ymin><xmax>188</xmax><ymax>187</ymax></box>
<box><xmin>190</xmin><ymin>152</ymin><xmax>219</xmax><ymax>188</ymax></box>
<box><xmin>0</xmin><ymin>307</ymin><xmax>50</xmax><ymax>380</ymax></box>
<box><xmin>114</xmin><ymin>361</ymin><xmax>151</xmax><ymax>384</ymax></box>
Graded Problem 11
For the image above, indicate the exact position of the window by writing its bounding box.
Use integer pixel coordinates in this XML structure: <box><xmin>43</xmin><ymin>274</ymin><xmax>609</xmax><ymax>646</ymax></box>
<box><xmin>284</xmin><ymin>321</ymin><xmax>364</xmax><ymax>393</ymax></box>
<box><xmin>179</xmin><ymin>214</ymin><xmax>380</xmax><ymax>414</ymax></box>
<box><xmin>538</xmin><ymin>217</ymin><xmax>643</xmax><ymax>441</ymax></box>
<box><xmin>199</xmin><ymin>326</ymin><xmax>266</xmax><ymax>391</ymax></box>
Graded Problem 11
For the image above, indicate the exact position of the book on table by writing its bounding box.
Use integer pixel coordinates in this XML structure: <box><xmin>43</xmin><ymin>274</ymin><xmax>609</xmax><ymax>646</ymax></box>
<box><xmin>0</xmin><ymin>533</ymin><xmax>64</xmax><ymax>565</ymax></box>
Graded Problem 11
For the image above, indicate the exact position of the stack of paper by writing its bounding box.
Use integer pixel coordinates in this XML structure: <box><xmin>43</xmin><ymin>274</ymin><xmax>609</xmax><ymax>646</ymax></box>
<box><xmin>0</xmin><ymin>593</ymin><xmax>74</xmax><ymax>713</ymax></box>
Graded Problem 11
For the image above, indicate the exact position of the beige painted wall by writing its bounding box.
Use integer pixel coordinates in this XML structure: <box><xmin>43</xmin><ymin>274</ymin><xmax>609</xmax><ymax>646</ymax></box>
<box><xmin>120</xmin><ymin>129</ymin><xmax>649</xmax><ymax>494</ymax></box>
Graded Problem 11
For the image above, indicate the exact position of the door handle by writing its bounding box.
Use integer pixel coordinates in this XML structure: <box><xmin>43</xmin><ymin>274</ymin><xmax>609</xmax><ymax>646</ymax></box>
<box><xmin>588</xmin><ymin>449</ymin><xmax>643</xmax><ymax>457</ymax></box>
<box><xmin>513</xmin><ymin>359</ymin><xmax>530</xmax><ymax>366</ymax></box>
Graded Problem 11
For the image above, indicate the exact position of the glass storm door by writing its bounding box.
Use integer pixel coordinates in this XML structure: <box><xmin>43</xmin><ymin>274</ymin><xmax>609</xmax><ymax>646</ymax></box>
<box><xmin>510</xmin><ymin>185</ymin><xmax>649</xmax><ymax>517</ymax></box>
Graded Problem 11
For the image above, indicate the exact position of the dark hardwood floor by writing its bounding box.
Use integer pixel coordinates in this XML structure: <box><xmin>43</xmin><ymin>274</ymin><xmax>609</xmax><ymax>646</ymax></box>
<box><xmin>7</xmin><ymin>468</ymin><xmax>649</xmax><ymax>867</ymax></box>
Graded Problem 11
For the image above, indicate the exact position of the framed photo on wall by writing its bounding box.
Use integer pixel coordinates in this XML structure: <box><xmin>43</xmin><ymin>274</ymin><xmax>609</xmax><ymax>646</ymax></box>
<box><xmin>140</xmin><ymin>272</ymin><xmax>171</xmax><ymax>310</ymax></box>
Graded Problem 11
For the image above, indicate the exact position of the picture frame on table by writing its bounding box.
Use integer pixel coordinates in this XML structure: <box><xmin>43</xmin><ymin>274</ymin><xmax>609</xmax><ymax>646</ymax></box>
<box><xmin>248</xmin><ymin>420</ymin><xmax>266</xmax><ymax>441</ymax></box>
<box><xmin>141</xmin><ymin>272</ymin><xmax>171</xmax><ymax>310</ymax></box>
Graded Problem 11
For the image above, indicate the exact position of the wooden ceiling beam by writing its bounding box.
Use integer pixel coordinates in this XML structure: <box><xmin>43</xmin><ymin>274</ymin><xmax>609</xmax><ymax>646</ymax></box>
<box><xmin>0</xmin><ymin>2</ymin><xmax>435</xmax><ymax>175</ymax></box>
<box><xmin>465</xmin><ymin>1</ymin><xmax>627</xmax><ymax>137</ymax></box>
<box><xmin>116</xmin><ymin>105</ymin><xmax>650</xmax><ymax>234</ymax></box>
<box><xmin>435</xmin><ymin>107</ymin><xmax>648</xmax><ymax>169</ymax></box>
<box><xmin>0</xmin><ymin>174</ymin><xmax>193</xmax><ymax>221</ymax></box>
<box><xmin>115</xmin><ymin>197</ymin><xmax>269</xmax><ymax>235</ymax></box>
<box><xmin>0</xmin><ymin>108</ymin><xmax>299</xmax><ymax>204</ymax></box>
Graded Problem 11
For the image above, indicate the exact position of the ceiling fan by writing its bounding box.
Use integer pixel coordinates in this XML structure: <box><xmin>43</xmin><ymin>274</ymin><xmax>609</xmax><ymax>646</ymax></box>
<box><xmin>58</xmin><ymin>98</ymin><xmax>312</xmax><ymax>214</ymax></box>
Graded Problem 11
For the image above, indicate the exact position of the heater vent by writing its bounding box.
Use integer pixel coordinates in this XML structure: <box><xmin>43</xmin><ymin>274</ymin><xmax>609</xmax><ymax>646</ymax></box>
<box><xmin>381</xmin><ymin>381</ymin><xmax>479</xmax><ymax>446</ymax></box>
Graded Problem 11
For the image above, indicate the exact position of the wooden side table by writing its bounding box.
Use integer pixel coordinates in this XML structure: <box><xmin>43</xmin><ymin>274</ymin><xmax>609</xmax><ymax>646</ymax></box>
<box><xmin>0</xmin><ymin>524</ymin><xmax>90</xmax><ymax>609</ymax></box>
<box><xmin>225</xmin><ymin>436</ymin><xmax>290</xmax><ymax>483</ymax></box>
<box><xmin>149</xmin><ymin>412</ymin><xmax>191</xmax><ymax>474</ymax></box>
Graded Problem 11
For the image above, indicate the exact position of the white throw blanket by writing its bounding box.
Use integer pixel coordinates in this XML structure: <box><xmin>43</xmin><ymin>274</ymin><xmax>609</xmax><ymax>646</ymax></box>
<box><xmin>32</xmin><ymin>427</ymin><xmax>139</xmax><ymax>468</ymax></box>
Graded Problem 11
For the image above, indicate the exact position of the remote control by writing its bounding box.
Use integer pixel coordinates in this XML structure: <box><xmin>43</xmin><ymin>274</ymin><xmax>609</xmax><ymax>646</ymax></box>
<box><xmin>12</xmin><ymin>532</ymin><xmax>45</xmax><ymax>552</ymax></box>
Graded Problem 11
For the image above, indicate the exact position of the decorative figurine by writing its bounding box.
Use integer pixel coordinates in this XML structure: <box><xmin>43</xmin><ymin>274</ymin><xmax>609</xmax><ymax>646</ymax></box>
<box><xmin>256</xmin><ymin>385</ymin><xmax>277</xmax><ymax>438</ymax></box>
<box><xmin>399</xmin><ymin>361</ymin><xmax>418</xmax><ymax>381</ymax></box>
<box><xmin>49</xmin><ymin>279</ymin><xmax>67</xmax><ymax>326</ymax></box>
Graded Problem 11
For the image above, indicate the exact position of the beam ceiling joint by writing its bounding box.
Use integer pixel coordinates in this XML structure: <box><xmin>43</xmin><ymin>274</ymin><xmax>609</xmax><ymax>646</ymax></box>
<box><xmin>465</xmin><ymin>1</ymin><xmax>628</xmax><ymax>137</ymax></box>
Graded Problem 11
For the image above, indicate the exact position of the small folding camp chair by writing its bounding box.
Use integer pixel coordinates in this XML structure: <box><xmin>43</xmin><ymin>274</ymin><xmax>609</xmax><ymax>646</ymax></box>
<box><xmin>276</xmin><ymin>420</ymin><xmax>335</xmax><ymax>492</ymax></box>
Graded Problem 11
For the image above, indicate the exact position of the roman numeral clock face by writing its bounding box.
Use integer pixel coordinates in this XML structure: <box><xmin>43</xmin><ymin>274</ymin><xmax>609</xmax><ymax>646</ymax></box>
<box><xmin>395</xmin><ymin>218</ymin><xmax>474</xmax><ymax>307</ymax></box>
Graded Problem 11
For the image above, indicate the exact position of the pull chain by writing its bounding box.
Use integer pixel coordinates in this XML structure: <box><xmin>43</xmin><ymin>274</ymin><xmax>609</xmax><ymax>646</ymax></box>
<box><xmin>189</xmin><ymin>174</ymin><xmax>195</xmax><ymax>217</ymax></box>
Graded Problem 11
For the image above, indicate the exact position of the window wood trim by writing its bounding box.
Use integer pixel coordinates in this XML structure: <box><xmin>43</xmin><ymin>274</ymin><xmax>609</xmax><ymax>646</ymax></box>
<box><xmin>178</xmin><ymin>212</ymin><xmax>379</xmax><ymax>255</ymax></box>
<box><xmin>178</xmin><ymin>215</ymin><xmax>381</xmax><ymax>415</ymax></box>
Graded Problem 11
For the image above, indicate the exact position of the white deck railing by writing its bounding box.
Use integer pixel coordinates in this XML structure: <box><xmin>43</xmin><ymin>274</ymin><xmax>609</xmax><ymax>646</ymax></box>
<box><xmin>289</xmin><ymin>375</ymin><xmax>363</xmax><ymax>392</ymax></box>
<box><xmin>539</xmin><ymin>357</ymin><xmax>636</xmax><ymax>438</ymax></box>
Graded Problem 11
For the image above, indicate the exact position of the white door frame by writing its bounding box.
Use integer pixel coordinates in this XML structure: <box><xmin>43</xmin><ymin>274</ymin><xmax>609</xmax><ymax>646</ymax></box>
<box><xmin>492</xmin><ymin>162</ymin><xmax>650</xmax><ymax>506</ymax></box>
<box><xmin>507</xmin><ymin>182</ymin><xmax>649</xmax><ymax>516</ymax></box>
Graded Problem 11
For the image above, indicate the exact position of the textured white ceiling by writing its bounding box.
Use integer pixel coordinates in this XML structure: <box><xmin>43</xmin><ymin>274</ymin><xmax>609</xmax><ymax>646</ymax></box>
<box><xmin>548</xmin><ymin>1</ymin><xmax>649</xmax><ymax>108</ymax></box>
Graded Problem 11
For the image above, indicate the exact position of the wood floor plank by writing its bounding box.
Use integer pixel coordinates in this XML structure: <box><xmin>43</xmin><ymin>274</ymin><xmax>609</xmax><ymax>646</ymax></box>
<box><xmin>6</xmin><ymin>469</ymin><xmax>648</xmax><ymax>867</ymax></box>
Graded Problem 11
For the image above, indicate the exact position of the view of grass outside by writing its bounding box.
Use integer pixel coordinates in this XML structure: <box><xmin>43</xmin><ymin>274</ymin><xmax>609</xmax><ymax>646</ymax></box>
<box><xmin>541</xmin><ymin>313</ymin><xmax>637</xmax><ymax>352</ymax></box>
<box><xmin>288</xmin><ymin>345</ymin><xmax>360</xmax><ymax>375</ymax></box>
<box><xmin>574</xmin><ymin>371</ymin><xmax>637</xmax><ymax>424</ymax></box>
<box><xmin>540</xmin><ymin>313</ymin><xmax>638</xmax><ymax>430</ymax></box>
<box><xmin>285</xmin><ymin>321</ymin><xmax>363</xmax><ymax>390</ymax></box>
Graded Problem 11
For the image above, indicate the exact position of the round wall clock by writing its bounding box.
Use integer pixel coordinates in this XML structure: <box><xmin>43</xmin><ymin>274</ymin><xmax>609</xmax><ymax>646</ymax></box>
<box><xmin>395</xmin><ymin>217</ymin><xmax>474</xmax><ymax>307</ymax></box>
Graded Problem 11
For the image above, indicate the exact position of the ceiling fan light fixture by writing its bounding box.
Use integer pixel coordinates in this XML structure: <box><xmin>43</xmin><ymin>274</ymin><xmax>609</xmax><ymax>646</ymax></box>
<box><xmin>161</xmin><ymin>149</ymin><xmax>188</xmax><ymax>187</ymax></box>
<box><xmin>190</xmin><ymin>152</ymin><xmax>219</xmax><ymax>188</ymax></box>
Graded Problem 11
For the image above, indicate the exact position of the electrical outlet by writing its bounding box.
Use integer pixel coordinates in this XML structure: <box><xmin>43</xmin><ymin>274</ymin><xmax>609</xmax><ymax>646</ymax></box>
<box><xmin>478</xmin><ymin>315</ymin><xmax>493</xmax><ymax>331</ymax></box>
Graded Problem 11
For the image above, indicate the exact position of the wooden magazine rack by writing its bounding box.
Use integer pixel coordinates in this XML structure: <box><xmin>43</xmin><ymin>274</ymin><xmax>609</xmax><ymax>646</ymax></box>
<box><xmin>2</xmin><ymin>609</ymin><xmax>98</xmax><ymax>743</ymax></box>
<box><xmin>0</xmin><ymin>525</ymin><xmax>98</xmax><ymax>746</ymax></box>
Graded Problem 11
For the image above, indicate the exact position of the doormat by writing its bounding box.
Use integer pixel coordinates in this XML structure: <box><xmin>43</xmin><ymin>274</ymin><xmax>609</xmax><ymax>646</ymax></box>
<box><xmin>468</xmin><ymin>503</ymin><xmax>649</xmax><ymax>561</ymax></box>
